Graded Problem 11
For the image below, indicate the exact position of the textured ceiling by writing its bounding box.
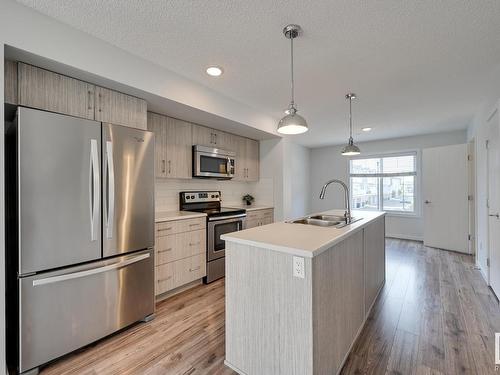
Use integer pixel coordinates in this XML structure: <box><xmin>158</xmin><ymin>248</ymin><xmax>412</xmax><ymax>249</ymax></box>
<box><xmin>16</xmin><ymin>0</ymin><xmax>500</xmax><ymax>147</ymax></box>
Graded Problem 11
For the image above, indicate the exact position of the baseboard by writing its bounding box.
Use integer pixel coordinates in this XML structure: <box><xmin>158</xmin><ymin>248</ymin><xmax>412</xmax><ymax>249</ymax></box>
<box><xmin>385</xmin><ymin>233</ymin><xmax>423</xmax><ymax>241</ymax></box>
<box><xmin>224</xmin><ymin>360</ymin><xmax>248</xmax><ymax>375</ymax></box>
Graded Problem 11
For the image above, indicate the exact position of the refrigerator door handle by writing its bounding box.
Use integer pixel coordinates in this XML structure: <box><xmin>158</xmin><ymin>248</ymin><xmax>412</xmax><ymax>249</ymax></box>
<box><xmin>89</xmin><ymin>139</ymin><xmax>100</xmax><ymax>242</ymax></box>
<box><xmin>105</xmin><ymin>141</ymin><xmax>115</xmax><ymax>239</ymax></box>
<box><xmin>32</xmin><ymin>252</ymin><xmax>150</xmax><ymax>287</ymax></box>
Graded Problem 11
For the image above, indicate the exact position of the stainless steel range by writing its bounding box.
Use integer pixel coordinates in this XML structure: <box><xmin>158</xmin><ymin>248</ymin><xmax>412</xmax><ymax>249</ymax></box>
<box><xmin>179</xmin><ymin>191</ymin><xmax>246</xmax><ymax>283</ymax></box>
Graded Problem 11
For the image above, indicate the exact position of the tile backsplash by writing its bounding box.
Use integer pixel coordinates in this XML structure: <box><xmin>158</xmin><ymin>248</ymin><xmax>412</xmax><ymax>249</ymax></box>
<box><xmin>155</xmin><ymin>177</ymin><xmax>274</xmax><ymax>212</ymax></box>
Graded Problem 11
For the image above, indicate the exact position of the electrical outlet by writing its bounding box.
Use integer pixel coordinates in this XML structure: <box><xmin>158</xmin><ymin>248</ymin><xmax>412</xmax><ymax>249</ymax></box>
<box><xmin>293</xmin><ymin>256</ymin><xmax>305</xmax><ymax>279</ymax></box>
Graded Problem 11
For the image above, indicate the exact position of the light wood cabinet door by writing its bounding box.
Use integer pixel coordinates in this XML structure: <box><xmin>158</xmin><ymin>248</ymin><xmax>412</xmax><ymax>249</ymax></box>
<box><xmin>364</xmin><ymin>216</ymin><xmax>385</xmax><ymax>314</ymax></box>
<box><xmin>166</xmin><ymin>117</ymin><xmax>192</xmax><ymax>179</ymax></box>
<box><xmin>4</xmin><ymin>60</ymin><xmax>17</xmax><ymax>105</ymax></box>
<box><xmin>233</xmin><ymin>136</ymin><xmax>247</xmax><ymax>181</ymax></box>
<box><xmin>192</xmin><ymin>124</ymin><xmax>230</xmax><ymax>149</ymax></box>
<box><xmin>18</xmin><ymin>63</ymin><xmax>95</xmax><ymax>119</ymax></box>
<box><xmin>147</xmin><ymin>112</ymin><xmax>167</xmax><ymax>177</ymax></box>
<box><xmin>95</xmin><ymin>86</ymin><xmax>147</xmax><ymax>129</ymax></box>
<box><xmin>245</xmin><ymin>138</ymin><xmax>260</xmax><ymax>181</ymax></box>
<box><xmin>156</xmin><ymin>229</ymin><xmax>205</xmax><ymax>266</ymax></box>
<box><xmin>192</xmin><ymin>124</ymin><xmax>216</xmax><ymax>147</ymax></box>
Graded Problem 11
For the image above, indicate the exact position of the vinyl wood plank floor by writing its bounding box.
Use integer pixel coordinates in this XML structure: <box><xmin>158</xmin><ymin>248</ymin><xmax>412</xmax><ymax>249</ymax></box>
<box><xmin>41</xmin><ymin>239</ymin><xmax>500</xmax><ymax>375</ymax></box>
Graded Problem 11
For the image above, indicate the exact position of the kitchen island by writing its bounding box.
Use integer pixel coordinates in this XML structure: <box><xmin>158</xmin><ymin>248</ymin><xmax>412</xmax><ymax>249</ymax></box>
<box><xmin>221</xmin><ymin>210</ymin><xmax>385</xmax><ymax>375</ymax></box>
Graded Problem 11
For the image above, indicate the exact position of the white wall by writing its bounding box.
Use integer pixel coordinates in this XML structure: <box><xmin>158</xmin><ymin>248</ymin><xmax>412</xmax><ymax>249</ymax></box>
<box><xmin>310</xmin><ymin>130</ymin><xmax>467</xmax><ymax>240</ymax></box>
<box><xmin>468</xmin><ymin>99</ymin><xmax>500</xmax><ymax>279</ymax></box>
<box><xmin>283</xmin><ymin>140</ymin><xmax>311</xmax><ymax>220</ymax></box>
<box><xmin>259</xmin><ymin>138</ymin><xmax>311</xmax><ymax>221</ymax></box>
<box><xmin>0</xmin><ymin>45</ymin><xmax>5</xmax><ymax>375</ymax></box>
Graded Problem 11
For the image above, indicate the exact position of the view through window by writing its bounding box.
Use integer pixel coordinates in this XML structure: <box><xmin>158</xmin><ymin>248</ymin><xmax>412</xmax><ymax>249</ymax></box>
<box><xmin>349</xmin><ymin>153</ymin><xmax>417</xmax><ymax>213</ymax></box>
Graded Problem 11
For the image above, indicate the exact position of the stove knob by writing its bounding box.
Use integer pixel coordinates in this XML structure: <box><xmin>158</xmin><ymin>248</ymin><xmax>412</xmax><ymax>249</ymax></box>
<box><xmin>186</xmin><ymin>196</ymin><xmax>190</xmax><ymax>200</ymax></box>
<box><xmin>191</xmin><ymin>195</ymin><xmax>195</xmax><ymax>199</ymax></box>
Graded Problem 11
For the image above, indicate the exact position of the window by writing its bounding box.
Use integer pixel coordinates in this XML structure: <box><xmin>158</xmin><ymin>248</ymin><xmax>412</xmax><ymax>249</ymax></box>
<box><xmin>349</xmin><ymin>153</ymin><xmax>417</xmax><ymax>214</ymax></box>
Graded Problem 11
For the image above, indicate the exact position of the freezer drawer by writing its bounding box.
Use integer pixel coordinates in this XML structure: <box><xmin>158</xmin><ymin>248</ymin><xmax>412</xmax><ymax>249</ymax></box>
<box><xmin>18</xmin><ymin>249</ymin><xmax>154</xmax><ymax>373</ymax></box>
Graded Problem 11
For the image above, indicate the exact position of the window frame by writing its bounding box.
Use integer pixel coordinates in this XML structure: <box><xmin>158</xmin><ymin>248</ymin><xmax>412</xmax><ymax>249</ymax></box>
<box><xmin>348</xmin><ymin>150</ymin><xmax>421</xmax><ymax>217</ymax></box>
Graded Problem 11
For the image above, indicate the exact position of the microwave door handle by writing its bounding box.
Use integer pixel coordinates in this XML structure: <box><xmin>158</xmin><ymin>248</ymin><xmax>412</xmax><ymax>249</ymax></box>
<box><xmin>227</xmin><ymin>157</ymin><xmax>231</xmax><ymax>176</ymax></box>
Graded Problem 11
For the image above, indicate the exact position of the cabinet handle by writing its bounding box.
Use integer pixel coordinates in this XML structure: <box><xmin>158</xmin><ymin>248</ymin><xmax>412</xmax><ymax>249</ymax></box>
<box><xmin>87</xmin><ymin>90</ymin><xmax>92</xmax><ymax>110</ymax></box>
<box><xmin>214</xmin><ymin>133</ymin><xmax>217</xmax><ymax>144</ymax></box>
<box><xmin>157</xmin><ymin>248</ymin><xmax>172</xmax><ymax>253</ymax></box>
<box><xmin>189</xmin><ymin>223</ymin><xmax>200</xmax><ymax>227</ymax></box>
<box><xmin>157</xmin><ymin>276</ymin><xmax>172</xmax><ymax>282</ymax></box>
<box><xmin>189</xmin><ymin>266</ymin><xmax>201</xmax><ymax>272</ymax></box>
<box><xmin>189</xmin><ymin>241</ymin><xmax>201</xmax><ymax>246</ymax></box>
<box><xmin>161</xmin><ymin>160</ymin><xmax>166</xmax><ymax>174</ymax></box>
<box><xmin>168</xmin><ymin>160</ymin><xmax>171</xmax><ymax>174</ymax></box>
<box><xmin>98</xmin><ymin>93</ymin><xmax>102</xmax><ymax>112</ymax></box>
<box><xmin>157</xmin><ymin>227</ymin><xmax>172</xmax><ymax>232</ymax></box>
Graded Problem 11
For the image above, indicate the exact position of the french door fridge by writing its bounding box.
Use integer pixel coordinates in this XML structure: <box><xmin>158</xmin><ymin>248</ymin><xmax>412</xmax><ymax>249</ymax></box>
<box><xmin>6</xmin><ymin>107</ymin><xmax>155</xmax><ymax>374</ymax></box>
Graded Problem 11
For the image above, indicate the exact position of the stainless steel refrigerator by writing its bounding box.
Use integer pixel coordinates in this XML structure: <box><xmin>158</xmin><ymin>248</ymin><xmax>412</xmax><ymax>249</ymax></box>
<box><xmin>6</xmin><ymin>107</ymin><xmax>155</xmax><ymax>375</ymax></box>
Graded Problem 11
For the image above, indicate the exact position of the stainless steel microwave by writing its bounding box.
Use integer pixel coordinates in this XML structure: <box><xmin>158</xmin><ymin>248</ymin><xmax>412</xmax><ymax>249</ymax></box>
<box><xmin>193</xmin><ymin>145</ymin><xmax>235</xmax><ymax>179</ymax></box>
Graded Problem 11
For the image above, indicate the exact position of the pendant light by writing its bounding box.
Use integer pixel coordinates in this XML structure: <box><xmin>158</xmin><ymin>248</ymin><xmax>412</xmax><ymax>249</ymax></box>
<box><xmin>277</xmin><ymin>24</ymin><xmax>308</xmax><ymax>135</ymax></box>
<box><xmin>341</xmin><ymin>93</ymin><xmax>361</xmax><ymax>156</ymax></box>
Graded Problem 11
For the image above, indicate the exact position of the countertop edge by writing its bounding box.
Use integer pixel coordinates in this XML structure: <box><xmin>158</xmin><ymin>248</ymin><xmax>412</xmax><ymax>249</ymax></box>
<box><xmin>155</xmin><ymin>211</ymin><xmax>207</xmax><ymax>223</ymax></box>
<box><xmin>222</xmin><ymin>211</ymin><xmax>386</xmax><ymax>257</ymax></box>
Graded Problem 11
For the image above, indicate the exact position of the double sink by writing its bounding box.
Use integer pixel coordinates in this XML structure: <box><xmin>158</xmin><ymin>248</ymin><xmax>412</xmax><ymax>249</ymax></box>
<box><xmin>290</xmin><ymin>214</ymin><xmax>362</xmax><ymax>228</ymax></box>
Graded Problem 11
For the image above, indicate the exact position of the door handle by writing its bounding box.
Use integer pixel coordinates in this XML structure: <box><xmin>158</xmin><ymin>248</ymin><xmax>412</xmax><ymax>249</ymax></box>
<box><xmin>489</xmin><ymin>213</ymin><xmax>500</xmax><ymax>219</ymax></box>
<box><xmin>89</xmin><ymin>139</ymin><xmax>100</xmax><ymax>242</ymax></box>
<box><xmin>105</xmin><ymin>141</ymin><xmax>115</xmax><ymax>239</ymax></box>
<box><xmin>424</xmin><ymin>200</ymin><xmax>431</xmax><ymax>204</ymax></box>
<box><xmin>33</xmin><ymin>253</ymin><xmax>150</xmax><ymax>286</ymax></box>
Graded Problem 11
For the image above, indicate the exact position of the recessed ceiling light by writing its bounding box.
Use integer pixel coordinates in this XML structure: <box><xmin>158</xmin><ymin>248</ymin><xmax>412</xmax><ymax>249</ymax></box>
<box><xmin>206</xmin><ymin>66</ymin><xmax>223</xmax><ymax>77</ymax></box>
<box><xmin>361</xmin><ymin>127</ymin><xmax>372</xmax><ymax>132</ymax></box>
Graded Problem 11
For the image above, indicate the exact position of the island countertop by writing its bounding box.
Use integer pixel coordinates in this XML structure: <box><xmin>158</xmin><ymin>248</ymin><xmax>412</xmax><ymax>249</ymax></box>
<box><xmin>221</xmin><ymin>209</ymin><xmax>385</xmax><ymax>258</ymax></box>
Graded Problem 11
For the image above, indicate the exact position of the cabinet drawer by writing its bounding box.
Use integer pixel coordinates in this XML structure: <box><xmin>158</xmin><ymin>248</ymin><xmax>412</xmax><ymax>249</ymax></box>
<box><xmin>156</xmin><ymin>217</ymin><xmax>206</xmax><ymax>236</ymax></box>
<box><xmin>155</xmin><ymin>229</ymin><xmax>205</xmax><ymax>265</ymax></box>
<box><xmin>155</xmin><ymin>253</ymin><xmax>206</xmax><ymax>295</ymax></box>
<box><xmin>246</xmin><ymin>211</ymin><xmax>261</xmax><ymax>221</ymax></box>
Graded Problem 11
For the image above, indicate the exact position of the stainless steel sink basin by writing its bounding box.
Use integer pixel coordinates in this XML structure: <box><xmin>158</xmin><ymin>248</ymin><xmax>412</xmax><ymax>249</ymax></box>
<box><xmin>289</xmin><ymin>214</ymin><xmax>362</xmax><ymax>228</ymax></box>
<box><xmin>309</xmin><ymin>214</ymin><xmax>346</xmax><ymax>222</ymax></box>
<box><xmin>291</xmin><ymin>218</ymin><xmax>341</xmax><ymax>227</ymax></box>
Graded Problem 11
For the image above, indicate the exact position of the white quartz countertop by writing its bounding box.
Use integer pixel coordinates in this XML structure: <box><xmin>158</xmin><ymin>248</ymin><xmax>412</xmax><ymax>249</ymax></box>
<box><xmin>155</xmin><ymin>211</ymin><xmax>207</xmax><ymax>222</ymax></box>
<box><xmin>221</xmin><ymin>210</ymin><xmax>385</xmax><ymax>258</ymax></box>
<box><xmin>225</xmin><ymin>204</ymin><xmax>274</xmax><ymax>212</ymax></box>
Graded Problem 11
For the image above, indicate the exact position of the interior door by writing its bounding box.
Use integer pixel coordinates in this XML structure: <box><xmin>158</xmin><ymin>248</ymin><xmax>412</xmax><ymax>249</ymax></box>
<box><xmin>17</xmin><ymin>107</ymin><xmax>101</xmax><ymax>274</ymax></box>
<box><xmin>102</xmin><ymin>123</ymin><xmax>155</xmax><ymax>257</ymax></box>
<box><xmin>423</xmin><ymin>144</ymin><xmax>469</xmax><ymax>252</ymax></box>
<box><xmin>487</xmin><ymin>109</ymin><xmax>500</xmax><ymax>295</ymax></box>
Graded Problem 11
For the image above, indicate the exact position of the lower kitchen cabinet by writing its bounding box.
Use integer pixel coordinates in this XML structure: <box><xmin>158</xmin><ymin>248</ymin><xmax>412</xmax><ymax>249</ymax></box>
<box><xmin>154</xmin><ymin>217</ymin><xmax>206</xmax><ymax>296</ymax></box>
<box><xmin>245</xmin><ymin>208</ymin><xmax>274</xmax><ymax>229</ymax></box>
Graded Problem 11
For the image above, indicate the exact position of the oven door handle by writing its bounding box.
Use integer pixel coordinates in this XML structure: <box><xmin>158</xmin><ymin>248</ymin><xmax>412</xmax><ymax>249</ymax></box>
<box><xmin>208</xmin><ymin>214</ymin><xmax>247</xmax><ymax>222</ymax></box>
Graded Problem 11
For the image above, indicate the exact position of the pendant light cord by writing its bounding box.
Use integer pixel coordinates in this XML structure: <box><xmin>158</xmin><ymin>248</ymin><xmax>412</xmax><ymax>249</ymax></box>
<box><xmin>349</xmin><ymin>96</ymin><xmax>353</xmax><ymax>139</ymax></box>
<box><xmin>290</xmin><ymin>36</ymin><xmax>295</xmax><ymax>107</ymax></box>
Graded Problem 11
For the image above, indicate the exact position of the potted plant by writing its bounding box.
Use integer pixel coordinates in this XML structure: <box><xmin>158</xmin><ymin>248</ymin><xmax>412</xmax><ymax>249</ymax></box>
<box><xmin>242</xmin><ymin>194</ymin><xmax>254</xmax><ymax>206</ymax></box>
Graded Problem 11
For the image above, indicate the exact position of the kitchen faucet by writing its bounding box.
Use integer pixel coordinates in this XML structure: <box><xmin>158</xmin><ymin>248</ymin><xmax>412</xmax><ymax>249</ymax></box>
<box><xmin>319</xmin><ymin>179</ymin><xmax>352</xmax><ymax>223</ymax></box>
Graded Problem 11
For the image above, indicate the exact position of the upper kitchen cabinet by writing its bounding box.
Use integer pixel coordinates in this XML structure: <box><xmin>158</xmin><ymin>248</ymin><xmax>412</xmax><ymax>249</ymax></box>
<box><xmin>165</xmin><ymin>117</ymin><xmax>192</xmax><ymax>179</ymax></box>
<box><xmin>4</xmin><ymin>60</ymin><xmax>18</xmax><ymax>105</ymax></box>
<box><xmin>95</xmin><ymin>86</ymin><xmax>147</xmax><ymax>129</ymax></box>
<box><xmin>147</xmin><ymin>112</ymin><xmax>192</xmax><ymax>179</ymax></box>
<box><xmin>245</xmin><ymin>138</ymin><xmax>259</xmax><ymax>181</ymax></box>
<box><xmin>18</xmin><ymin>63</ymin><xmax>95</xmax><ymax>120</ymax></box>
<box><xmin>192</xmin><ymin>124</ymin><xmax>231</xmax><ymax>150</ymax></box>
<box><xmin>147</xmin><ymin>112</ymin><xmax>167</xmax><ymax>178</ymax></box>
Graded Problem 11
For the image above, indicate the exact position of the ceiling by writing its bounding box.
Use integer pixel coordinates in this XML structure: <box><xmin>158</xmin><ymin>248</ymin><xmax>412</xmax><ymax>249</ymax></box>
<box><xmin>16</xmin><ymin>0</ymin><xmax>500</xmax><ymax>147</ymax></box>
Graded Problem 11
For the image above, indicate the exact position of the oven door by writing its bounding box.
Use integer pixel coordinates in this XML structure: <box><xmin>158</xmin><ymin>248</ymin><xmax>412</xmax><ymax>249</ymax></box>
<box><xmin>207</xmin><ymin>215</ymin><xmax>246</xmax><ymax>261</ymax></box>
<box><xmin>193</xmin><ymin>146</ymin><xmax>235</xmax><ymax>179</ymax></box>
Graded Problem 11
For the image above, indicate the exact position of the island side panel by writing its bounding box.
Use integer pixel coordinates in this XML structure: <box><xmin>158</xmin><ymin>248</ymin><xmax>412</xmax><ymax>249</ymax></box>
<box><xmin>364</xmin><ymin>216</ymin><xmax>386</xmax><ymax>314</ymax></box>
<box><xmin>312</xmin><ymin>230</ymin><xmax>365</xmax><ymax>375</ymax></box>
<box><xmin>225</xmin><ymin>241</ymin><xmax>313</xmax><ymax>375</ymax></box>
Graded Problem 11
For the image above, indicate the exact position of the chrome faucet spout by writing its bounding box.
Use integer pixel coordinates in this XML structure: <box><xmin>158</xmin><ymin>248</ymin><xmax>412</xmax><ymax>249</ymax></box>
<box><xmin>318</xmin><ymin>179</ymin><xmax>352</xmax><ymax>223</ymax></box>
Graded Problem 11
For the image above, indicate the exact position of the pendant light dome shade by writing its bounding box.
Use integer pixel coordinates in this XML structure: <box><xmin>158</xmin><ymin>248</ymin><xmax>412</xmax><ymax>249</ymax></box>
<box><xmin>341</xmin><ymin>93</ymin><xmax>361</xmax><ymax>156</ymax></box>
<box><xmin>277</xmin><ymin>24</ymin><xmax>308</xmax><ymax>135</ymax></box>
<box><xmin>277</xmin><ymin>105</ymin><xmax>308</xmax><ymax>134</ymax></box>
<box><xmin>341</xmin><ymin>138</ymin><xmax>361</xmax><ymax>156</ymax></box>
